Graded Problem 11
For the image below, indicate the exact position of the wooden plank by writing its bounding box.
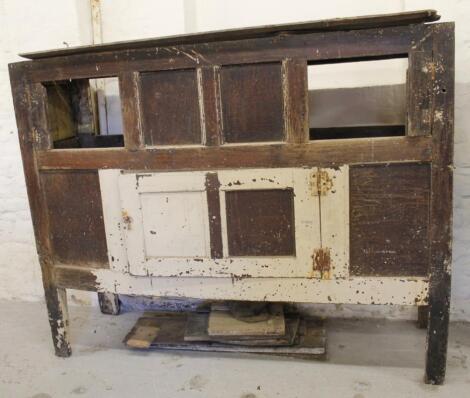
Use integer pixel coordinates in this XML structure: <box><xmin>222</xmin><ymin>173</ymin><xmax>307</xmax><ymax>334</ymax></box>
<box><xmin>53</xmin><ymin>265</ymin><xmax>429</xmax><ymax>305</ymax></box>
<box><xmin>41</xmin><ymin>170</ymin><xmax>109</xmax><ymax>266</ymax></box>
<box><xmin>199</xmin><ymin>66</ymin><xmax>222</xmax><ymax>146</ymax></box>
<box><xmin>20</xmin><ymin>10</ymin><xmax>439</xmax><ymax>59</ymax></box>
<box><xmin>36</xmin><ymin>136</ymin><xmax>433</xmax><ymax>171</ymax></box>
<box><xmin>119</xmin><ymin>71</ymin><xmax>142</xmax><ymax>150</ymax></box>
<box><xmin>16</xmin><ymin>25</ymin><xmax>428</xmax><ymax>84</ymax></box>
<box><xmin>425</xmin><ymin>22</ymin><xmax>455</xmax><ymax>386</ymax></box>
<box><xmin>205</xmin><ymin>172</ymin><xmax>223</xmax><ymax>259</ymax></box>
<box><xmin>220</xmin><ymin>63</ymin><xmax>284</xmax><ymax>143</ymax></box>
<box><xmin>283</xmin><ymin>59</ymin><xmax>309</xmax><ymax>144</ymax></box>
<box><xmin>350</xmin><ymin>163</ymin><xmax>431</xmax><ymax>276</ymax></box>
<box><xmin>140</xmin><ymin>69</ymin><xmax>201</xmax><ymax>145</ymax></box>
<box><xmin>124</xmin><ymin>313</ymin><xmax>325</xmax><ymax>358</ymax></box>
<box><xmin>407</xmin><ymin>49</ymin><xmax>434</xmax><ymax>136</ymax></box>
<box><xmin>30</xmin><ymin>82</ymin><xmax>53</xmax><ymax>150</ymax></box>
<box><xmin>225</xmin><ymin>189</ymin><xmax>295</xmax><ymax>256</ymax></box>
<box><xmin>208</xmin><ymin>304</ymin><xmax>285</xmax><ymax>337</ymax></box>
<box><xmin>54</xmin><ymin>265</ymin><xmax>99</xmax><ymax>291</ymax></box>
<box><xmin>125</xmin><ymin>318</ymin><xmax>160</xmax><ymax>349</ymax></box>
<box><xmin>185</xmin><ymin>312</ymin><xmax>300</xmax><ymax>346</ymax></box>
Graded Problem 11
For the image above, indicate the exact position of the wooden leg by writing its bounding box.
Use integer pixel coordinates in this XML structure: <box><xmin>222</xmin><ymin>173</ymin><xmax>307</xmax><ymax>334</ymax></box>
<box><xmin>44</xmin><ymin>285</ymin><xmax>72</xmax><ymax>357</ymax></box>
<box><xmin>98</xmin><ymin>292</ymin><xmax>121</xmax><ymax>315</ymax></box>
<box><xmin>424</xmin><ymin>23</ymin><xmax>454</xmax><ymax>385</ymax></box>
<box><xmin>417</xmin><ymin>305</ymin><xmax>429</xmax><ymax>329</ymax></box>
<box><xmin>424</xmin><ymin>272</ymin><xmax>451</xmax><ymax>385</ymax></box>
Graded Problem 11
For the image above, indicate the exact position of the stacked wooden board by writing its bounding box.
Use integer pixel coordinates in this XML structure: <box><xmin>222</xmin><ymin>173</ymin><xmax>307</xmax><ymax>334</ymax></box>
<box><xmin>124</xmin><ymin>303</ymin><xmax>326</xmax><ymax>359</ymax></box>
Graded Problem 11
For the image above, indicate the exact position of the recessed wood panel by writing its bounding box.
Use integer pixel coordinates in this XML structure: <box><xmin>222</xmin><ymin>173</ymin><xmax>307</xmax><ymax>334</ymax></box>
<box><xmin>140</xmin><ymin>191</ymin><xmax>209</xmax><ymax>258</ymax></box>
<box><xmin>220</xmin><ymin>63</ymin><xmax>284</xmax><ymax>143</ymax></box>
<box><xmin>140</xmin><ymin>69</ymin><xmax>201</xmax><ymax>145</ymax></box>
<box><xmin>225</xmin><ymin>189</ymin><xmax>295</xmax><ymax>256</ymax></box>
<box><xmin>349</xmin><ymin>163</ymin><xmax>430</xmax><ymax>276</ymax></box>
<box><xmin>42</xmin><ymin>171</ymin><xmax>108</xmax><ymax>266</ymax></box>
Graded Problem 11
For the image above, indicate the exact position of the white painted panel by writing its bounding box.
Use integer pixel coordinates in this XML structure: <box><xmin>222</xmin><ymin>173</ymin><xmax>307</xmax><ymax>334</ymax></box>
<box><xmin>118</xmin><ymin>171</ymin><xmax>210</xmax><ymax>276</ymax></box>
<box><xmin>140</xmin><ymin>191</ymin><xmax>209</xmax><ymax>258</ymax></box>
<box><xmin>135</xmin><ymin>172</ymin><xmax>206</xmax><ymax>192</ymax></box>
<box><xmin>102</xmin><ymin>168</ymin><xmax>322</xmax><ymax>278</ymax></box>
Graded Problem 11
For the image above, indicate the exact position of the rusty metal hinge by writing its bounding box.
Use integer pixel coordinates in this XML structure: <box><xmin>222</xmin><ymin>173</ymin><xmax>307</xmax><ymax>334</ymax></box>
<box><xmin>311</xmin><ymin>247</ymin><xmax>331</xmax><ymax>279</ymax></box>
<box><xmin>310</xmin><ymin>169</ymin><xmax>333</xmax><ymax>196</ymax></box>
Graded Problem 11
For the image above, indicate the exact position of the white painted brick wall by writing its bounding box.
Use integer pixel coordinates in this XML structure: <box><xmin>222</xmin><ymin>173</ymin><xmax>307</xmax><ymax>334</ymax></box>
<box><xmin>0</xmin><ymin>0</ymin><xmax>469</xmax><ymax>321</ymax></box>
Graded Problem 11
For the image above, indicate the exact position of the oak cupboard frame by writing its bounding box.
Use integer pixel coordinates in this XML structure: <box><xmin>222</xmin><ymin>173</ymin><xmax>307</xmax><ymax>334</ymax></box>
<box><xmin>9</xmin><ymin>10</ymin><xmax>453</xmax><ymax>384</ymax></box>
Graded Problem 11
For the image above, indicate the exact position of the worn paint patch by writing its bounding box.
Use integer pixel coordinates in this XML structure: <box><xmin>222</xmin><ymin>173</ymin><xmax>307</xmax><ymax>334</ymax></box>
<box><xmin>91</xmin><ymin>268</ymin><xmax>429</xmax><ymax>306</ymax></box>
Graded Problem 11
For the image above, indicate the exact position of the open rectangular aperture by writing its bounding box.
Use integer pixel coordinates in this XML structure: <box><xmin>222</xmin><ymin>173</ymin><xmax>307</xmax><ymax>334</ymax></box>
<box><xmin>44</xmin><ymin>77</ymin><xmax>124</xmax><ymax>149</ymax></box>
<box><xmin>225</xmin><ymin>189</ymin><xmax>295</xmax><ymax>256</ymax></box>
<box><xmin>308</xmin><ymin>57</ymin><xmax>408</xmax><ymax>140</ymax></box>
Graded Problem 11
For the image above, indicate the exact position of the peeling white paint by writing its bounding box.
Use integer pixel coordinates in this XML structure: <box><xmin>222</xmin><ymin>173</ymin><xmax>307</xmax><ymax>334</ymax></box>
<box><xmin>91</xmin><ymin>268</ymin><xmax>428</xmax><ymax>306</ymax></box>
<box><xmin>101</xmin><ymin>168</ymin><xmax>325</xmax><ymax>278</ymax></box>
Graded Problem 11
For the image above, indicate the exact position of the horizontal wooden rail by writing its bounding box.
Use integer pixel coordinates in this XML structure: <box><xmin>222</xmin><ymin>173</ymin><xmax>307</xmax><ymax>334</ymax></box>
<box><xmin>11</xmin><ymin>24</ymin><xmax>428</xmax><ymax>83</ymax></box>
<box><xmin>37</xmin><ymin>136</ymin><xmax>432</xmax><ymax>171</ymax></box>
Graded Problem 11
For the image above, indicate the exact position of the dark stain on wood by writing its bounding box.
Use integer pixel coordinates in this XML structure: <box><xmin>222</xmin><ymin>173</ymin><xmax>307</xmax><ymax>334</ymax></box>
<box><xmin>425</xmin><ymin>22</ymin><xmax>455</xmax><ymax>386</ymax></box>
<box><xmin>349</xmin><ymin>163</ymin><xmax>431</xmax><ymax>276</ymax></box>
<box><xmin>283</xmin><ymin>59</ymin><xmax>309</xmax><ymax>144</ymax></box>
<box><xmin>205</xmin><ymin>172</ymin><xmax>223</xmax><ymax>259</ymax></box>
<box><xmin>140</xmin><ymin>69</ymin><xmax>201</xmax><ymax>145</ymax></box>
<box><xmin>407</xmin><ymin>47</ymin><xmax>434</xmax><ymax>136</ymax></box>
<box><xmin>36</xmin><ymin>136</ymin><xmax>433</xmax><ymax>171</ymax></box>
<box><xmin>41</xmin><ymin>170</ymin><xmax>108</xmax><ymax>266</ymax></box>
<box><xmin>54</xmin><ymin>265</ymin><xmax>99</xmax><ymax>291</ymax></box>
<box><xmin>220</xmin><ymin>63</ymin><xmax>284</xmax><ymax>143</ymax></box>
<box><xmin>225</xmin><ymin>189</ymin><xmax>295</xmax><ymax>256</ymax></box>
<box><xmin>200</xmin><ymin>66</ymin><xmax>222</xmax><ymax>146</ymax></box>
<box><xmin>119</xmin><ymin>71</ymin><xmax>142</xmax><ymax>150</ymax></box>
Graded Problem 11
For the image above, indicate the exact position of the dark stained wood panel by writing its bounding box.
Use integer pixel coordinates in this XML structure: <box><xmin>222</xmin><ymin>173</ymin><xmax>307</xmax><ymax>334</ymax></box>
<box><xmin>41</xmin><ymin>171</ymin><xmax>108</xmax><ymax>267</ymax></box>
<box><xmin>205</xmin><ymin>172</ymin><xmax>223</xmax><ymax>259</ymax></box>
<box><xmin>21</xmin><ymin>10</ymin><xmax>439</xmax><ymax>59</ymax></box>
<box><xmin>140</xmin><ymin>69</ymin><xmax>201</xmax><ymax>145</ymax></box>
<box><xmin>220</xmin><ymin>63</ymin><xmax>284</xmax><ymax>143</ymax></box>
<box><xmin>349</xmin><ymin>163</ymin><xmax>431</xmax><ymax>276</ymax></box>
<box><xmin>225</xmin><ymin>189</ymin><xmax>295</xmax><ymax>256</ymax></box>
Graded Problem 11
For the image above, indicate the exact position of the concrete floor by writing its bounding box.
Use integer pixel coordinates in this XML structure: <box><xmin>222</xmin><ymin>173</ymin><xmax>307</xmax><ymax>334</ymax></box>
<box><xmin>0</xmin><ymin>301</ymin><xmax>469</xmax><ymax>398</ymax></box>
